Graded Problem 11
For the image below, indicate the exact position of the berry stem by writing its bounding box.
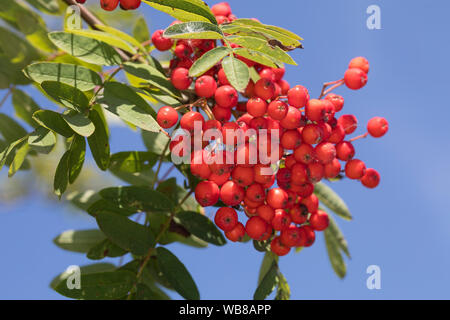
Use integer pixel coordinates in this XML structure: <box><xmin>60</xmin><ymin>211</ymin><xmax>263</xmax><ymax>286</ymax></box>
<box><xmin>318</xmin><ymin>78</ymin><xmax>344</xmax><ymax>99</ymax></box>
<box><xmin>349</xmin><ymin>132</ymin><xmax>369</xmax><ymax>142</ymax></box>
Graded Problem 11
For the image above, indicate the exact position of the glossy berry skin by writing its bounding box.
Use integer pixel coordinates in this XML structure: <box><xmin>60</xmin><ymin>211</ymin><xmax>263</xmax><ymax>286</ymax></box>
<box><xmin>195</xmin><ymin>75</ymin><xmax>217</xmax><ymax>98</ymax></box>
<box><xmin>256</xmin><ymin>204</ymin><xmax>275</xmax><ymax>223</ymax></box>
<box><xmin>345</xmin><ymin>159</ymin><xmax>366</xmax><ymax>180</ymax></box>
<box><xmin>190</xmin><ymin>150</ymin><xmax>211</xmax><ymax>180</ymax></box>
<box><xmin>302</xmin><ymin>124</ymin><xmax>323</xmax><ymax>145</ymax></box>
<box><xmin>281</xmin><ymin>130</ymin><xmax>301</xmax><ymax>150</ymax></box>
<box><xmin>100</xmin><ymin>0</ymin><xmax>119</xmax><ymax>11</ymax></box>
<box><xmin>349</xmin><ymin>56</ymin><xmax>370</xmax><ymax>74</ymax></box>
<box><xmin>328</xmin><ymin>124</ymin><xmax>346</xmax><ymax>144</ymax></box>
<box><xmin>232</xmin><ymin>166</ymin><xmax>254</xmax><ymax>187</ymax></box>
<box><xmin>156</xmin><ymin>106</ymin><xmax>178</xmax><ymax>129</ymax></box>
<box><xmin>225</xmin><ymin>222</ymin><xmax>245</xmax><ymax>242</ymax></box>
<box><xmin>195</xmin><ymin>181</ymin><xmax>219</xmax><ymax>207</ymax></box>
<box><xmin>215</xmin><ymin>85</ymin><xmax>238</xmax><ymax>108</ymax></box>
<box><xmin>290</xmin><ymin>204</ymin><xmax>309</xmax><ymax>224</ymax></box>
<box><xmin>272</xmin><ymin>209</ymin><xmax>292</xmax><ymax>231</ymax></box>
<box><xmin>254</xmin><ymin>78</ymin><xmax>276</xmax><ymax>100</ymax></box>
<box><xmin>361</xmin><ymin>168</ymin><xmax>380</xmax><ymax>188</ymax></box>
<box><xmin>120</xmin><ymin>0</ymin><xmax>141</xmax><ymax>10</ymax></box>
<box><xmin>324</xmin><ymin>158</ymin><xmax>341</xmax><ymax>179</ymax></box>
<box><xmin>314</xmin><ymin>142</ymin><xmax>336</xmax><ymax>164</ymax></box>
<box><xmin>212</xmin><ymin>106</ymin><xmax>231</xmax><ymax>122</ymax></box>
<box><xmin>246</xmin><ymin>97</ymin><xmax>267</xmax><ymax>117</ymax></box>
<box><xmin>211</xmin><ymin>2</ymin><xmax>231</xmax><ymax>16</ymax></box>
<box><xmin>324</xmin><ymin>93</ymin><xmax>344</xmax><ymax>112</ymax></box>
<box><xmin>344</xmin><ymin>68</ymin><xmax>368</xmax><ymax>90</ymax></box>
<box><xmin>171</xmin><ymin>67</ymin><xmax>192</xmax><ymax>90</ymax></box>
<box><xmin>307</xmin><ymin>162</ymin><xmax>324</xmax><ymax>183</ymax></box>
<box><xmin>246</xmin><ymin>183</ymin><xmax>265</xmax><ymax>203</ymax></box>
<box><xmin>267</xmin><ymin>100</ymin><xmax>288</xmax><ymax>120</ymax></box>
<box><xmin>271</xmin><ymin>236</ymin><xmax>291</xmax><ymax>256</ymax></box>
<box><xmin>294</xmin><ymin>144</ymin><xmax>315</xmax><ymax>164</ymax></box>
<box><xmin>336</xmin><ymin>141</ymin><xmax>355</xmax><ymax>161</ymax></box>
<box><xmin>217</xmin><ymin>68</ymin><xmax>230</xmax><ymax>85</ymax></box>
<box><xmin>180</xmin><ymin>111</ymin><xmax>205</xmax><ymax>134</ymax></box>
<box><xmin>276</xmin><ymin>167</ymin><xmax>292</xmax><ymax>183</ymax></box>
<box><xmin>338</xmin><ymin>114</ymin><xmax>358</xmax><ymax>134</ymax></box>
<box><xmin>280</xmin><ymin>225</ymin><xmax>303</xmax><ymax>247</ymax></box>
<box><xmin>287</xmin><ymin>85</ymin><xmax>309</xmax><ymax>108</ymax></box>
<box><xmin>215</xmin><ymin>207</ymin><xmax>238</xmax><ymax>232</ymax></box>
<box><xmin>266</xmin><ymin>188</ymin><xmax>288</xmax><ymax>209</ymax></box>
<box><xmin>280</xmin><ymin>106</ymin><xmax>302</xmax><ymax>129</ymax></box>
<box><xmin>305</xmin><ymin>99</ymin><xmax>328</xmax><ymax>122</ymax></box>
<box><xmin>309</xmin><ymin>210</ymin><xmax>329</xmax><ymax>231</ymax></box>
<box><xmin>301</xmin><ymin>194</ymin><xmax>319</xmax><ymax>213</ymax></box>
<box><xmin>367</xmin><ymin>117</ymin><xmax>389</xmax><ymax>138</ymax></box>
<box><xmin>300</xmin><ymin>226</ymin><xmax>316</xmax><ymax>247</ymax></box>
<box><xmin>246</xmin><ymin>216</ymin><xmax>269</xmax><ymax>240</ymax></box>
<box><xmin>209</xmin><ymin>172</ymin><xmax>230</xmax><ymax>186</ymax></box>
<box><xmin>76</xmin><ymin>0</ymin><xmax>86</xmax><ymax>3</ymax></box>
<box><xmin>151</xmin><ymin>30</ymin><xmax>173</xmax><ymax>51</ymax></box>
<box><xmin>220</xmin><ymin>180</ymin><xmax>245</xmax><ymax>206</ymax></box>
<box><xmin>290</xmin><ymin>163</ymin><xmax>308</xmax><ymax>185</ymax></box>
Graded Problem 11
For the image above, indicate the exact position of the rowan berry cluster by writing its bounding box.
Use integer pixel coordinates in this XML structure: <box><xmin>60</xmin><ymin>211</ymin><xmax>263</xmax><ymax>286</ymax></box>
<box><xmin>158</xmin><ymin>3</ymin><xmax>388</xmax><ymax>256</ymax></box>
<box><xmin>75</xmin><ymin>0</ymin><xmax>142</xmax><ymax>11</ymax></box>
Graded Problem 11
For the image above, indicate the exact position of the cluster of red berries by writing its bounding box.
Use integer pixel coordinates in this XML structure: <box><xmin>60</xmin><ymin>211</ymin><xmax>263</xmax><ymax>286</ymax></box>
<box><xmin>153</xmin><ymin>3</ymin><xmax>389</xmax><ymax>256</ymax></box>
<box><xmin>75</xmin><ymin>0</ymin><xmax>141</xmax><ymax>11</ymax></box>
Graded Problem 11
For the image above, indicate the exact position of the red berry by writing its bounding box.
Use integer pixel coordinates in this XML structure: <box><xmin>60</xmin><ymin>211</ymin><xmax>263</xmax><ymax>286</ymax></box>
<box><xmin>246</xmin><ymin>216</ymin><xmax>269</xmax><ymax>240</ymax></box>
<box><xmin>278</xmin><ymin>79</ymin><xmax>290</xmax><ymax>95</ymax></box>
<box><xmin>256</xmin><ymin>204</ymin><xmax>275</xmax><ymax>223</ymax></box>
<box><xmin>271</xmin><ymin>236</ymin><xmax>291</xmax><ymax>256</ymax></box>
<box><xmin>100</xmin><ymin>0</ymin><xmax>119</xmax><ymax>11</ymax></box>
<box><xmin>276</xmin><ymin>167</ymin><xmax>292</xmax><ymax>183</ymax></box>
<box><xmin>217</xmin><ymin>68</ymin><xmax>230</xmax><ymax>85</ymax></box>
<box><xmin>345</xmin><ymin>159</ymin><xmax>366</xmax><ymax>179</ymax></box>
<box><xmin>294</xmin><ymin>182</ymin><xmax>314</xmax><ymax>198</ymax></box>
<box><xmin>294</xmin><ymin>143</ymin><xmax>315</xmax><ymax>164</ymax></box>
<box><xmin>209</xmin><ymin>172</ymin><xmax>230</xmax><ymax>186</ymax></box>
<box><xmin>246</xmin><ymin>183</ymin><xmax>265</xmax><ymax>203</ymax></box>
<box><xmin>220</xmin><ymin>180</ymin><xmax>245</xmax><ymax>206</ymax></box>
<box><xmin>300</xmin><ymin>194</ymin><xmax>319</xmax><ymax>213</ymax></box>
<box><xmin>266</xmin><ymin>188</ymin><xmax>288</xmax><ymax>209</ymax></box>
<box><xmin>361</xmin><ymin>168</ymin><xmax>380</xmax><ymax>188</ymax></box>
<box><xmin>271</xmin><ymin>209</ymin><xmax>291</xmax><ymax>231</ymax></box>
<box><xmin>324</xmin><ymin>93</ymin><xmax>344</xmax><ymax>112</ymax></box>
<box><xmin>280</xmin><ymin>106</ymin><xmax>302</xmax><ymax>129</ymax></box>
<box><xmin>328</xmin><ymin>124</ymin><xmax>346</xmax><ymax>144</ymax></box>
<box><xmin>267</xmin><ymin>100</ymin><xmax>288</xmax><ymax>120</ymax></box>
<box><xmin>259</xmin><ymin>68</ymin><xmax>275</xmax><ymax>81</ymax></box>
<box><xmin>254</xmin><ymin>78</ymin><xmax>276</xmax><ymax>101</ymax></box>
<box><xmin>156</xmin><ymin>106</ymin><xmax>178</xmax><ymax>129</ymax></box>
<box><xmin>195</xmin><ymin>75</ymin><xmax>217</xmax><ymax>98</ymax></box>
<box><xmin>324</xmin><ymin>158</ymin><xmax>341</xmax><ymax>179</ymax></box>
<box><xmin>215</xmin><ymin>85</ymin><xmax>238</xmax><ymax>108</ymax></box>
<box><xmin>367</xmin><ymin>117</ymin><xmax>389</xmax><ymax>138</ymax></box>
<box><xmin>203</xmin><ymin>119</ymin><xmax>222</xmax><ymax>132</ymax></box>
<box><xmin>190</xmin><ymin>149</ymin><xmax>211</xmax><ymax>179</ymax></box>
<box><xmin>232</xmin><ymin>166</ymin><xmax>254</xmax><ymax>187</ymax></box>
<box><xmin>280</xmin><ymin>225</ymin><xmax>303</xmax><ymax>247</ymax></box>
<box><xmin>338</xmin><ymin>114</ymin><xmax>358</xmax><ymax>134</ymax></box>
<box><xmin>300</xmin><ymin>226</ymin><xmax>316</xmax><ymax>247</ymax></box>
<box><xmin>195</xmin><ymin>181</ymin><xmax>219</xmax><ymax>207</ymax></box>
<box><xmin>119</xmin><ymin>0</ymin><xmax>141</xmax><ymax>10</ymax></box>
<box><xmin>314</xmin><ymin>142</ymin><xmax>336</xmax><ymax>164</ymax></box>
<box><xmin>212</xmin><ymin>105</ymin><xmax>231</xmax><ymax>122</ymax></box>
<box><xmin>151</xmin><ymin>30</ymin><xmax>173</xmax><ymax>51</ymax></box>
<box><xmin>272</xmin><ymin>67</ymin><xmax>285</xmax><ymax>81</ymax></box>
<box><xmin>336</xmin><ymin>141</ymin><xmax>355</xmax><ymax>161</ymax></box>
<box><xmin>215</xmin><ymin>207</ymin><xmax>238</xmax><ymax>232</ymax></box>
<box><xmin>174</xmin><ymin>43</ymin><xmax>193</xmax><ymax>59</ymax></box>
<box><xmin>246</xmin><ymin>97</ymin><xmax>267</xmax><ymax>117</ymax></box>
<box><xmin>171</xmin><ymin>67</ymin><xmax>192</xmax><ymax>90</ymax></box>
<box><xmin>302</xmin><ymin>124</ymin><xmax>323</xmax><ymax>145</ymax></box>
<box><xmin>76</xmin><ymin>0</ymin><xmax>86</xmax><ymax>3</ymax></box>
<box><xmin>305</xmin><ymin>99</ymin><xmax>327</xmax><ymax>122</ymax></box>
<box><xmin>306</xmin><ymin>162</ymin><xmax>324</xmax><ymax>183</ymax></box>
<box><xmin>180</xmin><ymin>111</ymin><xmax>204</xmax><ymax>134</ymax></box>
<box><xmin>287</xmin><ymin>85</ymin><xmax>309</xmax><ymax>108</ymax></box>
<box><xmin>349</xmin><ymin>56</ymin><xmax>370</xmax><ymax>74</ymax></box>
<box><xmin>291</xmin><ymin>163</ymin><xmax>308</xmax><ymax>185</ymax></box>
<box><xmin>225</xmin><ymin>222</ymin><xmax>246</xmax><ymax>242</ymax></box>
<box><xmin>254</xmin><ymin>164</ymin><xmax>274</xmax><ymax>185</ymax></box>
<box><xmin>309</xmin><ymin>210</ymin><xmax>329</xmax><ymax>231</ymax></box>
<box><xmin>290</xmin><ymin>205</ymin><xmax>309</xmax><ymax>224</ymax></box>
<box><xmin>281</xmin><ymin>130</ymin><xmax>301</xmax><ymax>150</ymax></box>
<box><xmin>344</xmin><ymin>68</ymin><xmax>368</xmax><ymax>90</ymax></box>
<box><xmin>211</xmin><ymin>2</ymin><xmax>231</xmax><ymax>16</ymax></box>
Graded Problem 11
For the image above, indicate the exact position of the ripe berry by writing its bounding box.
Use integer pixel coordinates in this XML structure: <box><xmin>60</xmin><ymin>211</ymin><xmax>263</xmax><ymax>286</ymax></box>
<box><xmin>287</xmin><ymin>85</ymin><xmax>309</xmax><ymax>108</ymax></box>
<box><xmin>305</xmin><ymin>99</ymin><xmax>327</xmax><ymax>122</ymax></box>
<box><xmin>367</xmin><ymin>117</ymin><xmax>389</xmax><ymax>138</ymax></box>
<box><xmin>338</xmin><ymin>114</ymin><xmax>358</xmax><ymax>134</ymax></box>
<box><xmin>220</xmin><ymin>180</ymin><xmax>245</xmax><ymax>206</ymax></box>
<box><xmin>294</xmin><ymin>182</ymin><xmax>314</xmax><ymax>198</ymax></box>
<box><xmin>180</xmin><ymin>111</ymin><xmax>205</xmax><ymax>134</ymax></box>
<box><xmin>272</xmin><ymin>67</ymin><xmax>285</xmax><ymax>81</ymax></box>
<box><xmin>328</xmin><ymin>124</ymin><xmax>346</xmax><ymax>144</ymax></box>
<box><xmin>300</xmin><ymin>194</ymin><xmax>319</xmax><ymax>213</ymax></box>
<box><xmin>209</xmin><ymin>171</ymin><xmax>230</xmax><ymax>186</ymax></box>
<box><xmin>171</xmin><ymin>67</ymin><xmax>192</xmax><ymax>90</ymax></box>
<box><xmin>120</xmin><ymin>0</ymin><xmax>141</xmax><ymax>10</ymax></box>
<box><xmin>211</xmin><ymin>2</ymin><xmax>231</xmax><ymax>16</ymax></box>
<box><xmin>361</xmin><ymin>168</ymin><xmax>380</xmax><ymax>188</ymax></box>
<box><xmin>246</xmin><ymin>183</ymin><xmax>265</xmax><ymax>203</ymax></box>
<box><xmin>306</xmin><ymin>162</ymin><xmax>324</xmax><ymax>183</ymax></box>
<box><xmin>259</xmin><ymin>68</ymin><xmax>275</xmax><ymax>81</ymax></box>
<box><xmin>76</xmin><ymin>0</ymin><xmax>86</xmax><ymax>3</ymax></box>
<box><xmin>254</xmin><ymin>164</ymin><xmax>274</xmax><ymax>185</ymax></box>
<box><xmin>215</xmin><ymin>207</ymin><xmax>238</xmax><ymax>232</ymax></box>
<box><xmin>271</xmin><ymin>209</ymin><xmax>291</xmax><ymax>231</ymax></box>
<box><xmin>225</xmin><ymin>222</ymin><xmax>245</xmax><ymax>242</ymax></box>
<box><xmin>291</xmin><ymin>163</ymin><xmax>308</xmax><ymax>185</ymax></box>
<box><xmin>271</xmin><ymin>236</ymin><xmax>291</xmax><ymax>256</ymax></box>
<box><xmin>204</xmin><ymin>119</ymin><xmax>222</xmax><ymax>132</ymax></box>
<box><xmin>246</xmin><ymin>97</ymin><xmax>267</xmax><ymax>117</ymax></box>
<box><xmin>267</xmin><ymin>100</ymin><xmax>288</xmax><ymax>120</ymax></box>
<box><xmin>278</xmin><ymin>79</ymin><xmax>290</xmax><ymax>95</ymax></box>
<box><xmin>294</xmin><ymin>143</ymin><xmax>315</xmax><ymax>164</ymax></box>
<box><xmin>190</xmin><ymin>149</ymin><xmax>211</xmax><ymax>179</ymax></box>
<box><xmin>256</xmin><ymin>204</ymin><xmax>275</xmax><ymax>223</ymax></box>
<box><xmin>336</xmin><ymin>141</ymin><xmax>355</xmax><ymax>161</ymax></box>
<box><xmin>349</xmin><ymin>56</ymin><xmax>370</xmax><ymax>74</ymax></box>
<box><xmin>254</xmin><ymin>78</ymin><xmax>276</xmax><ymax>101</ymax></box>
<box><xmin>281</xmin><ymin>130</ymin><xmax>301</xmax><ymax>150</ymax></box>
<box><xmin>280</xmin><ymin>225</ymin><xmax>303</xmax><ymax>247</ymax></box>
<box><xmin>267</xmin><ymin>188</ymin><xmax>288</xmax><ymax>209</ymax></box>
<box><xmin>212</xmin><ymin>106</ymin><xmax>231</xmax><ymax>122</ymax></box>
<box><xmin>156</xmin><ymin>106</ymin><xmax>178</xmax><ymax>129</ymax></box>
<box><xmin>101</xmin><ymin>0</ymin><xmax>119</xmax><ymax>11</ymax></box>
<box><xmin>302</xmin><ymin>124</ymin><xmax>323</xmax><ymax>145</ymax></box>
<box><xmin>151</xmin><ymin>30</ymin><xmax>173</xmax><ymax>51</ymax></box>
<box><xmin>324</xmin><ymin>158</ymin><xmax>341</xmax><ymax>179</ymax></box>
<box><xmin>232</xmin><ymin>166</ymin><xmax>254</xmax><ymax>187</ymax></box>
<box><xmin>344</xmin><ymin>68</ymin><xmax>368</xmax><ymax>90</ymax></box>
<box><xmin>215</xmin><ymin>85</ymin><xmax>238</xmax><ymax>108</ymax></box>
<box><xmin>195</xmin><ymin>75</ymin><xmax>217</xmax><ymax>98</ymax></box>
<box><xmin>300</xmin><ymin>226</ymin><xmax>316</xmax><ymax>247</ymax></box>
<box><xmin>290</xmin><ymin>204</ymin><xmax>309</xmax><ymax>224</ymax></box>
<box><xmin>280</xmin><ymin>106</ymin><xmax>302</xmax><ymax>129</ymax></box>
<box><xmin>174</xmin><ymin>43</ymin><xmax>193</xmax><ymax>59</ymax></box>
<box><xmin>314</xmin><ymin>142</ymin><xmax>336</xmax><ymax>164</ymax></box>
<box><xmin>276</xmin><ymin>167</ymin><xmax>292</xmax><ymax>183</ymax></box>
<box><xmin>324</xmin><ymin>93</ymin><xmax>344</xmax><ymax>112</ymax></box>
<box><xmin>345</xmin><ymin>159</ymin><xmax>366</xmax><ymax>179</ymax></box>
<box><xmin>309</xmin><ymin>210</ymin><xmax>329</xmax><ymax>231</ymax></box>
<box><xmin>217</xmin><ymin>68</ymin><xmax>230</xmax><ymax>85</ymax></box>
<box><xmin>246</xmin><ymin>216</ymin><xmax>269</xmax><ymax>240</ymax></box>
<box><xmin>195</xmin><ymin>181</ymin><xmax>219</xmax><ymax>207</ymax></box>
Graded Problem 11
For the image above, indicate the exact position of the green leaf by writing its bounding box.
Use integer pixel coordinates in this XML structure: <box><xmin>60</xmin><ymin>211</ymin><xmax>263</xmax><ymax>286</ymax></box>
<box><xmin>163</xmin><ymin>21</ymin><xmax>223</xmax><ymax>40</ymax></box>
<box><xmin>87</xmin><ymin>199</ymin><xmax>136</xmax><ymax>217</ymax></box>
<box><xmin>95</xmin><ymin>211</ymin><xmax>155</xmax><ymax>256</ymax></box>
<box><xmin>324</xmin><ymin>227</ymin><xmax>346</xmax><ymax>279</ymax></box>
<box><xmin>54</xmin><ymin>150</ymin><xmax>71</xmax><ymax>198</ymax></box>
<box><xmin>24</xmin><ymin>62</ymin><xmax>102</xmax><ymax>91</ymax></box>
<box><xmin>133</xmin><ymin>17</ymin><xmax>151</xmax><ymax>45</ymax></box>
<box><xmin>0</xmin><ymin>114</ymin><xmax>28</xmax><ymax>143</ymax></box>
<box><xmin>156</xmin><ymin>178</ymin><xmax>199</xmax><ymax>212</ymax></box>
<box><xmin>68</xmin><ymin>135</ymin><xmax>86</xmax><ymax>184</ymax></box>
<box><xmin>40</xmin><ymin>81</ymin><xmax>89</xmax><ymax>112</ymax></box>
<box><xmin>66</xmin><ymin>190</ymin><xmax>101</xmax><ymax>211</ymax></box>
<box><xmin>87</xmin><ymin>238</ymin><xmax>128</xmax><ymax>260</ymax></box>
<box><xmin>123</xmin><ymin>62</ymin><xmax>181</xmax><ymax>99</ymax></box>
<box><xmin>53</xmin><ymin>229</ymin><xmax>106</xmax><ymax>253</ymax></box>
<box><xmin>62</xmin><ymin>112</ymin><xmax>95</xmax><ymax>137</ymax></box>
<box><xmin>0</xmin><ymin>136</ymin><xmax>28</xmax><ymax>172</ymax></box>
<box><xmin>87</xmin><ymin>108</ymin><xmax>110</xmax><ymax>171</ymax></box>
<box><xmin>142</xmin><ymin>130</ymin><xmax>170</xmax><ymax>155</ymax></box>
<box><xmin>254</xmin><ymin>260</ymin><xmax>278</xmax><ymax>300</ymax></box>
<box><xmin>227</xmin><ymin>36</ymin><xmax>296</xmax><ymax>65</ymax></box>
<box><xmin>28</xmin><ymin>126</ymin><xmax>56</xmax><ymax>154</ymax></box>
<box><xmin>249</xmin><ymin>67</ymin><xmax>261</xmax><ymax>83</ymax></box>
<box><xmin>189</xmin><ymin>46</ymin><xmax>230</xmax><ymax>77</ymax></box>
<box><xmin>231</xmin><ymin>18</ymin><xmax>303</xmax><ymax>41</ymax></box>
<box><xmin>100</xmin><ymin>82</ymin><xmax>161</xmax><ymax>132</ymax></box>
<box><xmin>314</xmin><ymin>182</ymin><xmax>352</xmax><ymax>220</ymax></box>
<box><xmin>325</xmin><ymin>212</ymin><xmax>350</xmax><ymax>258</ymax></box>
<box><xmin>233</xmin><ymin>48</ymin><xmax>278</xmax><ymax>68</ymax></box>
<box><xmin>156</xmin><ymin>247</ymin><xmax>200</xmax><ymax>300</ymax></box>
<box><xmin>143</xmin><ymin>0</ymin><xmax>217</xmax><ymax>25</ymax></box>
<box><xmin>48</xmin><ymin>31</ymin><xmax>122</xmax><ymax>66</ymax></box>
<box><xmin>67</xmin><ymin>29</ymin><xmax>137</xmax><ymax>54</ymax></box>
<box><xmin>11</xmin><ymin>89</ymin><xmax>40</xmax><ymax>127</ymax></box>
<box><xmin>99</xmin><ymin>186</ymin><xmax>175</xmax><ymax>212</ymax></box>
<box><xmin>8</xmin><ymin>141</ymin><xmax>29</xmax><ymax>177</ymax></box>
<box><xmin>135</xmin><ymin>283</ymin><xmax>168</xmax><ymax>300</ymax></box>
<box><xmin>50</xmin><ymin>263</ymin><xmax>116</xmax><ymax>290</ymax></box>
<box><xmin>95</xmin><ymin>24</ymin><xmax>145</xmax><ymax>53</ymax></box>
<box><xmin>258</xmin><ymin>252</ymin><xmax>278</xmax><ymax>285</ymax></box>
<box><xmin>109</xmin><ymin>151</ymin><xmax>157</xmax><ymax>173</ymax></box>
<box><xmin>32</xmin><ymin>110</ymin><xmax>74</xmax><ymax>138</ymax></box>
<box><xmin>221</xmin><ymin>55</ymin><xmax>250</xmax><ymax>92</ymax></box>
<box><xmin>176</xmin><ymin>211</ymin><xmax>226</xmax><ymax>246</ymax></box>
<box><xmin>275</xmin><ymin>272</ymin><xmax>290</xmax><ymax>300</ymax></box>
<box><xmin>55</xmin><ymin>269</ymin><xmax>135</xmax><ymax>300</ymax></box>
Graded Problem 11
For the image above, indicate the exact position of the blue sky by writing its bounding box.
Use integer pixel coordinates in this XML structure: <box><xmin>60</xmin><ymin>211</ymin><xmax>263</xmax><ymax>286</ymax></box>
<box><xmin>1</xmin><ymin>0</ymin><xmax>450</xmax><ymax>299</ymax></box>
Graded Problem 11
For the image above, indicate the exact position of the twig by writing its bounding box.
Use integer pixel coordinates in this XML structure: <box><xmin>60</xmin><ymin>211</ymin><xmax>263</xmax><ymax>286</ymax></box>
<box><xmin>318</xmin><ymin>79</ymin><xmax>344</xmax><ymax>99</ymax></box>
<box><xmin>349</xmin><ymin>132</ymin><xmax>368</xmax><ymax>142</ymax></box>
<box><xmin>0</xmin><ymin>87</ymin><xmax>13</xmax><ymax>108</ymax></box>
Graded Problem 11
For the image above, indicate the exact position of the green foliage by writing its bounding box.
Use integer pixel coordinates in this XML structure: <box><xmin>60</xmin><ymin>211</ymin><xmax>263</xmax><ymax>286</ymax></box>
<box><xmin>314</xmin><ymin>182</ymin><xmax>353</xmax><ymax>220</ymax></box>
